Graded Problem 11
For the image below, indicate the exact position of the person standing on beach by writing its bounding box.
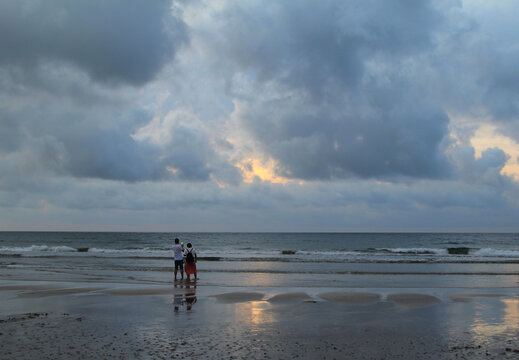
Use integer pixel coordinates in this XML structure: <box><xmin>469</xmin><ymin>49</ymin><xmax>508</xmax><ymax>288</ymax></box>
<box><xmin>172</xmin><ymin>238</ymin><xmax>184</xmax><ymax>281</ymax></box>
<box><xmin>180</xmin><ymin>241</ymin><xmax>185</xmax><ymax>277</ymax></box>
<box><xmin>184</xmin><ymin>242</ymin><xmax>198</xmax><ymax>281</ymax></box>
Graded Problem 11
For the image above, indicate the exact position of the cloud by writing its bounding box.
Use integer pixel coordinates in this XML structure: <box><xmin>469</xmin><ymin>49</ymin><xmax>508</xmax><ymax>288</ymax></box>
<box><xmin>0</xmin><ymin>0</ymin><xmax>186</xmax><ymax>85</ymax></box>
<box><xmin>2</xmin><ymin>173</ymin><xmax>517</xmax><ymax>231</ymax></box>
<box><xmin>0</xmin><ymin>0</ymin><xmax>222</xmax><ymax>184</ymax></box>
<box><xmin>197</xmin><ymin>0</ymin><xmax>442</xmax><ymax>94</ymax></box>
<box><xmin>2</xmin><ymin>0</ymin><xmax>519</xmax><ymax>231</ymax></box>
<box><xmin>181</xmin><ymin>0</ymin><xmax>455</xmax><ymax>180</ymax></box>
<box><xmin>184</xmin><ymin>0</ymin><xmax>519</xmax><ymax>184</ymax></box>
<box><xmin>456</xmin><ymin>0</ymin><xmax>519</xmax><ymax>122</ymax></box>
<box><xmin>0</xmin><ymin>113</ymin><xmax>23</xmax><ymax>152</ymax></box>
<box><xmin>0</xmin><ymin>97</ymin><xmax>232</xmax><ymax>183</ymax></box>
<box><xmin>449</xmin><ymin>144</ymin><xmax>510</xmax><ymax>187</ymax></box>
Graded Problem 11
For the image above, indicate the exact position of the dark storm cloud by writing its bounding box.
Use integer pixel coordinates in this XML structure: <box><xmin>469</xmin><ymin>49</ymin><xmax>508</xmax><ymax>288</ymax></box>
<box><xmin>482</xmin><ymin>50</ymin><xmax>519</xmax><ymax>120</ymax></box>
<box><xmin>201</xmin><ymin>0</ymin><xmax>453</xmax><ymax>180</ymax></box>
<box><xmin>0</xmin><ymin>99</ymin><xmax>220</xmax><ymax>183</ymax></box>
<box><xmin>460</xmin><ymin>2</ymin><xmax>519</xmax><ymax>123</ymax></box>
<box><xmin>155</xmin><ymin>125</ymin><xmax>214</xmax><ymax>181</ymax></box>
<box><xmin>2</xmin><ymin>0</ymin><xmax>514</xmax><ymax>186</ymax></box>
<box><xmin>60</xmin><ymin>129</ymin><xmax>161</xmax><ymax>182</ymax></box>
<box><xmin>237</xmin><ymin>83</ymin><xmax>450</xmax><ymax>180</ymax></box>
<box><xmin>0</xmin><ymin>113</ymin><xmax>23</xmax><ymax>152</ymax></box>
<box><xmin>216</xmin><ymin>0</ymin><xmax>440</xmax><ymax>96</ymax></box>
<box><xmin>0</xmin><ymin>0</ymin><xmax>222</xmax><ymax>184</ymax></box>
<box><xmin>0</xmin><ymin>0</ymin><xmax>186</xmax><ymax>85</ymax></box>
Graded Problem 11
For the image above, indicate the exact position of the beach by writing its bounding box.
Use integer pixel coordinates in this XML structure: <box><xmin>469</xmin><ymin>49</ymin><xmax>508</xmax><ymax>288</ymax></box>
<box><xmin>1</xmin><ymin>274</ymin><xmax>518</xmax><ymax>359</ymax></box>
<box><xmin>1</xmin><ymin>232</ymin><xmax>518</xmax><ymax>359</ymax></box>
<box><xmin>3</xmin><ymin>1</ymin><xmax>519</xmax><ymax>356</ymax></box>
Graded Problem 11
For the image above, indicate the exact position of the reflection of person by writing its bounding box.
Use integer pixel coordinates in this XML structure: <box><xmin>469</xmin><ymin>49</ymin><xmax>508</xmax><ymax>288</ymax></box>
<box><xmin>172</xmin><ymin>238</ymin><xmax>184</xmax><ymax>281</ymax></box>
<box><xmin>172</xmin><ymin>284</ymin><xmax>197</xmax><ymax>312</ymax></box>
<box><xmin>185</xmin><ymin>285</ymin><xmax>197</xmax><ymax>311</ymax></box>
<box><xmin>184</xmin><ymin>242</ymin><xmax>198</xmax><ymax>281</ymax></box>
<box><xmin>173</xmin><ymin>293</ymin><xmax>183</xmax><ymax>312</ymax></box>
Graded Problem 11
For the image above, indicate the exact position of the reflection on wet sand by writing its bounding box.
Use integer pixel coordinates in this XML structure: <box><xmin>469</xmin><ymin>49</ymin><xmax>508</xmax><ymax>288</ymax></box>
<box><xmin>173</xmin><ymin>284</ymin><xmax>197</xmax><ymax>312</ymax></box>
<box><xmin>234</xmin><ymin>301</ymin><xmax>274</xmax><ymax>326</ymax></box>
<box><xmin>212</xmin><ymin>292</ymin><xmax>265</xmax><ymax>303</ymax></box>
<box><xmin>471</xmin><ymin>299</ymin><xmax>519</xmax><ymax>340</ymax></box>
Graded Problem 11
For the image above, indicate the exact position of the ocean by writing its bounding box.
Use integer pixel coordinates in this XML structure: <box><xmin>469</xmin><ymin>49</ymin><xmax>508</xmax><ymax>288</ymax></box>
<box><xmin>1</xmin><ymin>232</ymin><xmax>519</xmax><ymax>289</ymax></box>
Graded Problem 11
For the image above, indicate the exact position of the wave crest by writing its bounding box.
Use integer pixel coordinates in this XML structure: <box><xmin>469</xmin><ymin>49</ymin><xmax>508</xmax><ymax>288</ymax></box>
<box><xmin>0</xmin><ymin>245</ymin><xmax>77</xmax><ymax>252</ymax></box>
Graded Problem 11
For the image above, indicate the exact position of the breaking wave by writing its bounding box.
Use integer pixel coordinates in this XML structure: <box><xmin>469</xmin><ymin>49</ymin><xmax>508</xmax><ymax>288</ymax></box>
<box><xmin>1</xmin><ymin>244</ymin><xmax>519</xmax><ymax>263</ymax></box>
<box><xmin>0</xmin><ymin>245</ymin><xmax>77</xmax><ymax>253</ymax></box>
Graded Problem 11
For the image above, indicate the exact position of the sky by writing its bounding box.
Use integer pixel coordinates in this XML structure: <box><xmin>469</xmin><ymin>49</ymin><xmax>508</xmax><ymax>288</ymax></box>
<box><xmin>1</xmin><ymin>0</ymin><xmax>519</xmax><ymax>232</ymax></box>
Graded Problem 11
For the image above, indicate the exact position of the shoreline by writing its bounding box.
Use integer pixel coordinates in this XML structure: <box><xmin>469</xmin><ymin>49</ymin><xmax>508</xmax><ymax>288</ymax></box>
<box><xmin>1</xmin><ymin>282</ymin><xmax>516</xmax><ymax>302</ymax></box>
<box><xmin>1</xmin><ymin>276</ymin><xmax>517</xmax><ymax>302</ymax></box>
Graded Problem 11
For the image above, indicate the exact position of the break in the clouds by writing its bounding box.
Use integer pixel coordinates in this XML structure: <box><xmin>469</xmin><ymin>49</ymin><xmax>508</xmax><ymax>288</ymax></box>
<box><xmin>1</xmin><ymin>0</ymin><xmax>519</xmax><ymax>231</ymax></box>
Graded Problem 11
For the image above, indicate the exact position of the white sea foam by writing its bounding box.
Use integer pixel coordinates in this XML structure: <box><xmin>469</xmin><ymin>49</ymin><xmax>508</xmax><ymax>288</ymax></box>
<box><xmin>382</xmin><ymin>248</ymin><xmax>448</xmax><ymax>255</ymax></box>
<box><xmin>0</xmin><ymin>245</ymin><xmax>77</xmax><ymax>252</ymax></box>
<box><xmin>473</xmin><ymin>248</ymin><xmax>519</xmax><ymax>257</ymax></box>
<box><xmin>298</xmin><ymin>250</ymin><xmax>359</xmax><ymax>256</ymax></box>
<box><xmin>88</xmin><ymin>248</ymin><xmax>171</xmax><ymax>257</ymax></box>
<box><xmin>203</xmin><ymin>249</ymin><xmax>287</xmax><ymax>257</ymax></box>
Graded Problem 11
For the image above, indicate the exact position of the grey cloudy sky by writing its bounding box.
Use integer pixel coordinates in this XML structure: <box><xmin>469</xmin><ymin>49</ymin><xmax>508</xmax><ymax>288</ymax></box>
<box><xmin>1</xmin><ymin>0</ymin><xmax>519</xmax><ymax>231</ymax></box>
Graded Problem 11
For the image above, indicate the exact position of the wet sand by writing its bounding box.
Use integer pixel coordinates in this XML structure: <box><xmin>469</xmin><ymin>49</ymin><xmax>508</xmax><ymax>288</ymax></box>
<box><xmin>1</xmin><ymin>280</ymin><xmax>518</xmax><ymax>359</ymax></box>
<box><xmin>267</xmin><ymin>292</ymin><xmax>313</xmax><ymax>304</ymax></box>
<box><xmin>319</xmin><ymin>292</ymin><xmax>381</xmax><ymax>304</ymax></box>
<box><xmin>386</xmin><ymin>293</ymin><xmax>442</xmax><ymax>307</ymax></box>
<box><xmin>211</xmin><ymin>291</ymin><xmax>265</xmax><ymax>303</ymax></box>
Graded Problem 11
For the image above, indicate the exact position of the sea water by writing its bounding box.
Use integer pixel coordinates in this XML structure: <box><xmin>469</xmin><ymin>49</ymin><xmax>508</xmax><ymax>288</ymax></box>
<box><xmin>1</xmin><ymin>232</ymin><xmax>518</xmax><ymax>289</ymax></box>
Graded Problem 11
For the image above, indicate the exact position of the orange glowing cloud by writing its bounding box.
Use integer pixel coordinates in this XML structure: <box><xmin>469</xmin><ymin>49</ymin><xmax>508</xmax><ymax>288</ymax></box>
<box><xmin>236</xmin><ymin>158</ymin><xmax>295</xmax><ymax>184</ymax></box>
<box><xmin>471</xmin><ymin>125</ymin><xmax>519</xmax><ymax>181</ymax></box>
